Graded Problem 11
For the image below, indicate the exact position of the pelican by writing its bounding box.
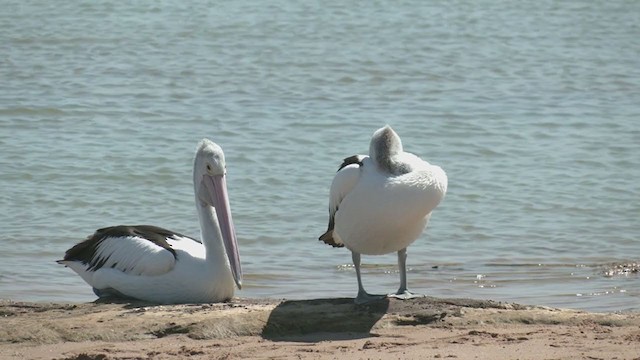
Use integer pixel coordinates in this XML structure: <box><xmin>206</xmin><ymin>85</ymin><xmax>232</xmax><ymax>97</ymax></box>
<box><xmin>319</xmin><ymin>125</ymin><xmax>447</xmax><ymax>304</ymax></box>
<box><xmin>57</xmin><ymin>139</ymin><xmax>242</xmax><ymax>304</ymax></box>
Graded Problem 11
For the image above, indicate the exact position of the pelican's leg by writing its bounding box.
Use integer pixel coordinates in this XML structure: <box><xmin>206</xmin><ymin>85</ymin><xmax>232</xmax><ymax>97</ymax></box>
<box><xmin>388</xmin><ymin>248</ymin><xmax>425</xmax><ymax>300</ymax></box>
<box><xmin>352</xmin><ymin>251</ymin><xmax>385</xmax><ymax>304</ymax></box>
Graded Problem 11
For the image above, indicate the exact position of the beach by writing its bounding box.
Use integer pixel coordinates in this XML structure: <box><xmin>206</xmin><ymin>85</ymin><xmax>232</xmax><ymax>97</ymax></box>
<box><xmin>1</xmin><ymin>297</ymin><xmax>638</xmax><ymax>360</ymax></box>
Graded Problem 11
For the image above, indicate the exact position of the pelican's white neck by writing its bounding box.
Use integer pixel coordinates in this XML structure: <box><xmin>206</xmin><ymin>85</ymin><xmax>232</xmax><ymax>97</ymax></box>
<box><xmin>196</xmin><ymin>201</ymin><xmax>232</xmax><ymax>275</ymax></box>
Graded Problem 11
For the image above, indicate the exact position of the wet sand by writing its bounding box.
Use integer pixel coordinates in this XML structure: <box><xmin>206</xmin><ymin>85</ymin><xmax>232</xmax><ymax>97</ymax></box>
<box><xmin>1</xmin><ymin>297</ymin><xmax>639</xmax><ymax>360</ymax></box>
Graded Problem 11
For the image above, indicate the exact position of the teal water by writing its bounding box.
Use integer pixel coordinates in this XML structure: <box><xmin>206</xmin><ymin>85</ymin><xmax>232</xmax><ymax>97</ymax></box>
<box><xmin>1</xmin><ymin>0</ymin><xmax>638</xmax><ymax>312</ymax></box>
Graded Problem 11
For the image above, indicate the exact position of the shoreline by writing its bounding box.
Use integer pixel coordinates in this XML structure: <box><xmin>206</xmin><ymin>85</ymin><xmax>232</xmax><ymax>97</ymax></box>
<box><xmin>2</xmin><ymin>297</ymin><xmax>639</xmax><ymax>359</ymax></box>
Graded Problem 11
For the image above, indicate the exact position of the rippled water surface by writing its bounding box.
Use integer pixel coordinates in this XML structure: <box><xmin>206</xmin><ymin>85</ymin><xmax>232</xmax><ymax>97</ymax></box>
<box><xmin>1</xmin><ymin>0</ymin><xmax>639</xmax><ymax>312</ymax></box>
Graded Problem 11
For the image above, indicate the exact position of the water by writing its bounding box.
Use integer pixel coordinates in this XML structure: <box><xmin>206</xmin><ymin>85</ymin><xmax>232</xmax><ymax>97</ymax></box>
<box><xmin>1</xmin><ymin>0</ymin><xmax>638</xmax><ymax>313</ymax></box>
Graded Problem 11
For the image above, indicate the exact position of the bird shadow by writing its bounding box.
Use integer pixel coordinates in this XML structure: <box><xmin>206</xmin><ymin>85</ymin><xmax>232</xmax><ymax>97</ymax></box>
<box><xmin>261</xmin><ymin>297</ymin><xmax>390</xmax><ymax>342</ymax></box>
<box><xmin>92</xmin><ymin>296</ymin><xmax>156</xmax><ymax>309</ymax></box>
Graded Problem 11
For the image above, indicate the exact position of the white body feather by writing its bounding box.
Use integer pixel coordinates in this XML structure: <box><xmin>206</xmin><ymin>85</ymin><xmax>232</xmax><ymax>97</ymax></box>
<box><xmin>330</xmin><ymin>153</ymin><xmax>447</xmax><ymax>255</ymax></box>
<box><xmin>59</xmin><ymin>234</ymin><xmax>235</xmax><ymax>304</ymax></box>
<box><xmin>59</xmin><ymin>139</ymin><xmax>241</xmax><ymax>304</ymax></box>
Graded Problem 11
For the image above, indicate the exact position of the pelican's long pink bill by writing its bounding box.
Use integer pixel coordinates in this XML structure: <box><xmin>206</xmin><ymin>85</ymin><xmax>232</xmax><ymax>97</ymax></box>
<box><xmin>204</xmin><ymin>173</ymin><xmax>242</xmax><ymax>289</ymax></box>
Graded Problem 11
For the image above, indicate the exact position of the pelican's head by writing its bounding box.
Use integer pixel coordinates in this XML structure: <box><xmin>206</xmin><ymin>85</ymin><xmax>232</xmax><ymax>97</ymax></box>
<box><xmin>193</xmin><ymin>139</ymin><xmax>242</xmax><ymax>290</ymax></box>
<box><xmin>369</xmin><ymin>125</ymin><xmax>404</xmax><ymax>173</ymax></box>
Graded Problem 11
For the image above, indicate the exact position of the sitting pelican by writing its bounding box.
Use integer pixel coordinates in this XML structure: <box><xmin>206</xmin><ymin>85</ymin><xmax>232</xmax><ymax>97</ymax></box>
<box><xmin>57</xmin><ymin>139</ymin><xmax>242</xmax><ymax>304</ymax></box>
<box><xmin>319</xmin><ymin>126</ymin><xmax>447</xmax><ymax>304</ymax></box>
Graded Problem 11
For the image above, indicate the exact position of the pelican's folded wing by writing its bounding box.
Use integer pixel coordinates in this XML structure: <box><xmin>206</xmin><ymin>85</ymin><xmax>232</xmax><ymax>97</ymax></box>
<box><xmin>319</xmin><ymin>155</ymin><xmax>366</xmax><ymax>247</ymax></box>
<box><xmin>58</xmin><ymin>225</ymin><xmax>182</xmax><ymax>276</ymax></box>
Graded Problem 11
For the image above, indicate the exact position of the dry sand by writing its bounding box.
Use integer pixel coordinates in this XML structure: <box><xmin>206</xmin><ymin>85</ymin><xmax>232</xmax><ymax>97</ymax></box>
<box><xmin>1</xmin><ymin>297</ymin><xmax>638</xmax><ymax>359</ymax></box>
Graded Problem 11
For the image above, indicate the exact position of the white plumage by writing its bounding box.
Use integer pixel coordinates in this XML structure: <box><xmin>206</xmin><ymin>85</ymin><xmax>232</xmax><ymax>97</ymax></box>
<box><xmin>58</xmin><ymin>139</ymin><xmax>242</xmax><ymax>304</ymax></box>
<box><xmin>320</xmin><ymin>125</ymin><xmax>447</xmax><ymax>304</ymax></box>
<box><xmin>91</xmin><ymin>236</ymin><xmax>178</xmax><ymax>276</ymax></box>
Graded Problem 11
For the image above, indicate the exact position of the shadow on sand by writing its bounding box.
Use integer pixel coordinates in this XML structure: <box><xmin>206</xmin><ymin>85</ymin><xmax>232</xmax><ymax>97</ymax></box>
<box><xmin>85</xmin><ymin>295</ymin><xmax>458</xmax><ymax>342</ymax></box>
<box><xmin>261</xmin><ymin>297</ymin><xmax>390</xmax><ymax>341</ymax></box>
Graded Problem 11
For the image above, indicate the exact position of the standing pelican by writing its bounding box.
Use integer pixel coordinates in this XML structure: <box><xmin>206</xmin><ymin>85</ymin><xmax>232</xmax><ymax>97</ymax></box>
<box><xmin>319</xmin><ymin>126</ymin><xmax>447</xmax><ymax>304</ymax></box>
<box><xmin>57</xmin><ymin>139</ymin><xmax>242</xmax><ymax>304</ymax></box>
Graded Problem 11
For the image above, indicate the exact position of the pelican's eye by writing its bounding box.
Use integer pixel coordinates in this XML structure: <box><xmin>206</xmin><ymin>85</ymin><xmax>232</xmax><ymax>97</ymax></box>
<box><xmin>206</xmin><ymin>164</ymin><xmax>212</xmax><ymax>172</ymax></box>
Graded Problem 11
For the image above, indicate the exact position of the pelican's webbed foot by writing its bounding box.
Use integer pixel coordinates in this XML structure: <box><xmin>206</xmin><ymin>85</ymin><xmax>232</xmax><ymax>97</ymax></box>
<box><xmin>93</xmin><ymin>287</ymin><xmax>133</xmax><ymax>300</ymax></box>
<box><xmin>387</xmin><ymin>289</ymin><xmax>425</xmax><ymax>300</ymax></box>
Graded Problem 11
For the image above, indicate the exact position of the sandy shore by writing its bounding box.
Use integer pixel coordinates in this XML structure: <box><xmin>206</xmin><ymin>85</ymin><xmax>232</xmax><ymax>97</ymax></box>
<box><xmin>1</xmin><ymin>297</ymin><xmax>639</xmax><ymax>360</ymax></box>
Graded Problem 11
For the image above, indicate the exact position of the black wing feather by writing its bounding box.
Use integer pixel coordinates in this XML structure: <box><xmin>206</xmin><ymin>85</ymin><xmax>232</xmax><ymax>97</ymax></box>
<box><xmin>318</xmin><ymin>155</ymin><xmax>364</xmax><ymax>247</ymax></box>
<box><xmin>59</xmin><ymin>225</ymin><xmax>191</xmax><ymax>270</ymax></box>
